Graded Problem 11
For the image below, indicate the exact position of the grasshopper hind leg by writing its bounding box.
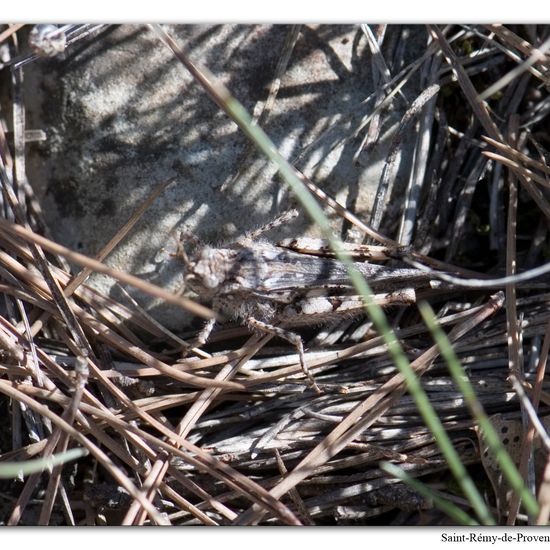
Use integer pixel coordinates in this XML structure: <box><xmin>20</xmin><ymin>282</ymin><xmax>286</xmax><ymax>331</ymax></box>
<box><xmin>248</xmin><ymin>317</ymin><xmax>321</xmax><ymax>394</ymax></box>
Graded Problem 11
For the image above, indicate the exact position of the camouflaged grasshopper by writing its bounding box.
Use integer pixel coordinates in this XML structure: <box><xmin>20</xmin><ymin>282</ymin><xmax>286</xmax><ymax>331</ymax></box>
<box><xmin>180</xmin><ymin>213</ymin><xmax>439</xmax><ymax>392</ymax></box>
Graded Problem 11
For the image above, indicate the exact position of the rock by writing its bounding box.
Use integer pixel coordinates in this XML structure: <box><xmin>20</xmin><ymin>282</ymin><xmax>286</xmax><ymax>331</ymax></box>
<box><xmin>24</xmin><ymin>24</ymin><xmax>422</xmax><ymax>328</ymax></box>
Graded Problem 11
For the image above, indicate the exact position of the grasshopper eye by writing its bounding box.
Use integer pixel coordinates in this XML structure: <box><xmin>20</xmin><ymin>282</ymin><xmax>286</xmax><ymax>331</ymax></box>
<box><xmin>185</xmin><ymin>270</ymin><xmax>220</xmax><ymax>290</ymax></box>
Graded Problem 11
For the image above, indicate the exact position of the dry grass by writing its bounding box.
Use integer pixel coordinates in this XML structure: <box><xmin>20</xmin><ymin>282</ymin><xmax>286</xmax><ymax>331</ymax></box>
<box><xmin>0</xmin><ymin>23</ymin><xmax>550</xmax><ymax>525</ymax></box>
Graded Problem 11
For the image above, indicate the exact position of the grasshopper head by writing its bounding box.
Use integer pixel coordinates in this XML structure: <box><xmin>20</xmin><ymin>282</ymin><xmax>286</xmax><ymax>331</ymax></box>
<box><xmin>184</xmin><ymin>247</ymin><xmax>232</xmax><ymax>293</ymax></box>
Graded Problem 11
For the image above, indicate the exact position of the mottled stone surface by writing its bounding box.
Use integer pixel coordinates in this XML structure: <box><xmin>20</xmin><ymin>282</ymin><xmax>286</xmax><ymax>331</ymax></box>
<box><xmin>24</xmin><ymin>24</ymin><xmax>423</xmax><ymax>327</ymax></box>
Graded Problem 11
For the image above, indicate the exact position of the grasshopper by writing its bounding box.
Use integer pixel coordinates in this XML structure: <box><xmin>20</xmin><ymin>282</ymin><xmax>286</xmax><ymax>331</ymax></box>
<box><xmin>180</xmin><ymin>214</ymin><xmax>440</xmax><ymax>392</ymax></box>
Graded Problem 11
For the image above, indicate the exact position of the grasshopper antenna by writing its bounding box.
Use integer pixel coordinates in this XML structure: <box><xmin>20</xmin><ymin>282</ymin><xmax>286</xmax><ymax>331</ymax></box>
<box><xmin>241</xmin><ymin>209</ymin><xmax>300</xmax><ymax>242</ymax></box>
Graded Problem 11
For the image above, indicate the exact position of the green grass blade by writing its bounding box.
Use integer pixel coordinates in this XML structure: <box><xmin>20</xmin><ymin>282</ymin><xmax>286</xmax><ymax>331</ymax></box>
<box><xmin>151</xmin><ymin>26</ymin><xmax>497</xmax><ymax>524</ymax></box>
<box><xmin>0</xmin><ymin>447</ymin><xmax>88</xmax><ymax>479</ymax></box>
<box><xmin>215</xmin><ymin>91</ymin><xmax>497</xmax><ymax>525</ymax></box>
<box><xmin>380</xmin><ymin>461</ymin><xmax>479</xmax><ymax>526</ymax></box>
<box><xmin>419</xmin><ymin>300</ymin><xmax>539</xmax><ymax>519</ymax></box>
